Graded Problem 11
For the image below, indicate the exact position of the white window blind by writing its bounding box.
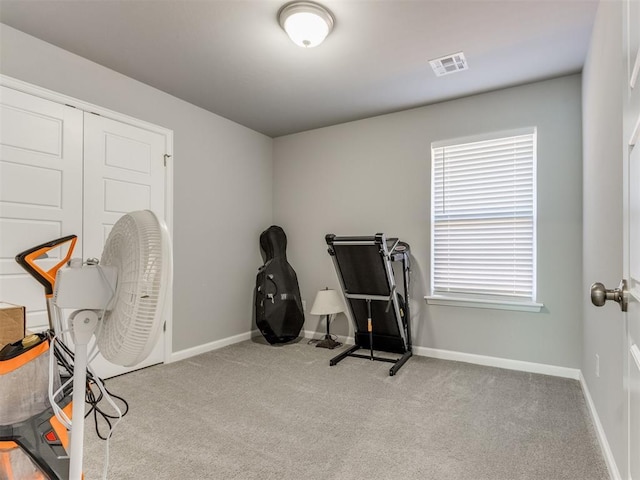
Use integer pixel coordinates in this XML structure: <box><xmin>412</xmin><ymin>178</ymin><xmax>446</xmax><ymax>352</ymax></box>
<box><xmin>431</xmin><ymin>129</ymin><xmax>536</xmax><ymax>301</ymax></box>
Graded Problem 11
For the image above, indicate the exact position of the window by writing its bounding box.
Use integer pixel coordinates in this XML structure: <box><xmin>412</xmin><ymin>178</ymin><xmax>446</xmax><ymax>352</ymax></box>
<box><xmin>426</xmin><ymin>128</ymin><xmax>543</xmax><ymax>312</ymax></box>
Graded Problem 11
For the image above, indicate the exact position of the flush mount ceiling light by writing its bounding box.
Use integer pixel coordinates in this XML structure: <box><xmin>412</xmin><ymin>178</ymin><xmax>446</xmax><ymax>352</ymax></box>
<box><xmin>278</xmin><ymin>1</ymin><xmax>334</xmax><ymax>48</ymax></box>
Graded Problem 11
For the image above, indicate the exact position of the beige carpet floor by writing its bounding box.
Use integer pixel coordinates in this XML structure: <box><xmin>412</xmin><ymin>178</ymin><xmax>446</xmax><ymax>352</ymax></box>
<box><xmin>83</xmin><ymin>338</ymin><xmax>608</xmax><ymax>480</ymax></box>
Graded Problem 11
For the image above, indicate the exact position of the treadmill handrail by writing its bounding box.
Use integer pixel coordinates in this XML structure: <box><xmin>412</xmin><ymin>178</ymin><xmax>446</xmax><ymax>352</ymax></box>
<box><xmin>344</xmin><ymin>293</ymin><xmax>392</xmax><ymax>301</ymax></box>
<box><xmin>386</xmin><ymin>238</ymin><xmax>400</xmax><ymax>255</ymax></box>
<box><xmin>331</xmin><ymin>240</ymin><xmax>377</xmax><ymax>245</ymax></box>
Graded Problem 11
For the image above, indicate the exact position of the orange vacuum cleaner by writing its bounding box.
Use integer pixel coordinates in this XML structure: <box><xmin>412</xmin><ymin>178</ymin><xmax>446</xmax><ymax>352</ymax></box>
<box><xmin>0</xmin><ymin>236</ymin><xmax>77</xmax><ymax>480</ymax></box>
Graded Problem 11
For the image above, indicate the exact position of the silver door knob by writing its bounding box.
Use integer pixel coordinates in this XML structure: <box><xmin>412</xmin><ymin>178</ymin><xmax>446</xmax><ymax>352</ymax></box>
<box><xmin>590</xmin><ymin>279</ymin><xmax>628</xmax><ymax>312</ymax></box>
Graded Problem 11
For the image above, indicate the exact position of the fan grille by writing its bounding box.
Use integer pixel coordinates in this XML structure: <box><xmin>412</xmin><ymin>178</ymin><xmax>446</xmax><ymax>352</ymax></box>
<box><xmin>98</xmin><ymin>210</ymin><xmax>170</xmax><ymax>366</ymax></box>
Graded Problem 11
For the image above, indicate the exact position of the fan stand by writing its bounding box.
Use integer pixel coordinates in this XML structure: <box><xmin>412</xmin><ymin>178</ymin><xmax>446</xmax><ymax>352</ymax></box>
<box><xmin>68</xmin><ymin>309</ymin><xmax>100</xmax><ymax>480</ymax></box>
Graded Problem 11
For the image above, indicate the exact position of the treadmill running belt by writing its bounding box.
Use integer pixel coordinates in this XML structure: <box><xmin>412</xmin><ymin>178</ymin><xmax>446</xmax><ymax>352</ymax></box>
<box><xmin>325</xmin><ymin>233</ymin><xmax>413</xmax><ymax>375</ymax></box>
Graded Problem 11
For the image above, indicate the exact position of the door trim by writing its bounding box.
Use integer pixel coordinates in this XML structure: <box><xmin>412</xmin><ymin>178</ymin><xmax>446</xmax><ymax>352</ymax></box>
<box><xmin>580</xmin><ymin>372</ymin><xmax>623</xmax><ymax>480</ymax></box>
<box><xmin>0</xmin><ymin>74</ymin><xmax>174</xmax><ymax>364</ymax></box>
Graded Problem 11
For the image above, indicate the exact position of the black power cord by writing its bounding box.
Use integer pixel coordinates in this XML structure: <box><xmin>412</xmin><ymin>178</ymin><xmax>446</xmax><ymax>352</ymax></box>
<box><xmin>51</xmin><ymin>332</ymin><xmax>130</xmax><ymax>440</ymax></box>
<box><xmin>84</xmin><ymin>380</ymin><xmax>129</xmax><ymax>440</ymax></box>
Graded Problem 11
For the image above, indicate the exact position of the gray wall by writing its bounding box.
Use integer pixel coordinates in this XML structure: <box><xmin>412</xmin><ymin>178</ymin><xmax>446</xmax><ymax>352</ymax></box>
<box><xmin>273</xmin><ymin>75</ymin><xmax>584</xmax><ymax>369</ymax></box>
<box><xmin>0</xmin><ymin>24</ymin><xmax>274</xmax><ymax>353</ymax></box>
<box><xmin>0</xmin><ymin>22</ymin><xmax>589</xmax><ymax>374</ymax></box>
<box><xmin>581</xmin><ymin>0</ymin><xmax>626</xmax><ymax>476</ymax></box>
<box><xmin>3</xmin><ymin>12</ymin><xmax>626</xmax><ymax>472</ymax></box>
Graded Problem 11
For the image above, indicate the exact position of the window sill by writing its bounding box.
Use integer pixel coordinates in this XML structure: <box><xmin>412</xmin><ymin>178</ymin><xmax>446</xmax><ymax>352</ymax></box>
<box><xmin>424</xmin><ymin>295</ymin><xmax>544</xmax><ymax>313</ymax></box>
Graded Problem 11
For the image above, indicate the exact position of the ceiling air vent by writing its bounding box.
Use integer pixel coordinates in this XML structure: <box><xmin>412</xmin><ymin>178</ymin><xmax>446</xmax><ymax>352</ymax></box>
<box><xmin>429</xmin><ymin>52</ymin><xmax>468</xmax><ymax>77</ymax></box>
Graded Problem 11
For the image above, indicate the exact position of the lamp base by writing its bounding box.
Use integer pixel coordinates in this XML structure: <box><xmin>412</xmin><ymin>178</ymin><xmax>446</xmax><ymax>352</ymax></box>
<box><xmin>316</xmin><ymin>336</ymin><xmax>341</xmax><ymax>349</ymax></box>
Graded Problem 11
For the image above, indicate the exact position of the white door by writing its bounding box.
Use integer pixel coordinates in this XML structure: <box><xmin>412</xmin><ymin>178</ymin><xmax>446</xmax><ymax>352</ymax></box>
<box><xmin>81</xmin><ymin>112</ymin><xmax>168</xmax><ymax>378</ymax></box>
<box><xmin>0</xmin><ymin>84</ymin><xmax>170</xmax><ymax>379</ymax></box>
<box><xmin>624</xmin><ymin>0</ymin><xmax>640</xmax><ymax>476</ymax></box>
<box><xmin>0</xmin><ymin>86</ymin><xmax>83</xmax><ymax>332</ymax></box>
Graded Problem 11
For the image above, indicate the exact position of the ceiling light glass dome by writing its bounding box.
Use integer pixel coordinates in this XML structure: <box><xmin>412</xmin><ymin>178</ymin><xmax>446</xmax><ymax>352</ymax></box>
<box><xmin>278</xmin><ymin>1</ymin><xmax>334</xmax><ymax>48</ymax></box>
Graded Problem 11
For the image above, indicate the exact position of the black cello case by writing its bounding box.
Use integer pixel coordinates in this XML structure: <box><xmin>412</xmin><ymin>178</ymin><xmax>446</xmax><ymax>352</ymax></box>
<box><xmin>254</xmin><ymin>226</ymin><xmax>304</xmax><ymax>344</ymax></box>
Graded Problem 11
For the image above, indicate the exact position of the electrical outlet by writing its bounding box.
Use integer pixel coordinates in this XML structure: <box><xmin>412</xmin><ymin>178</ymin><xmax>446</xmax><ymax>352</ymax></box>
<box><xmin>595</xmin><ymin>354</ymin><xmax>600</xmax><ymax>378</ymax></box>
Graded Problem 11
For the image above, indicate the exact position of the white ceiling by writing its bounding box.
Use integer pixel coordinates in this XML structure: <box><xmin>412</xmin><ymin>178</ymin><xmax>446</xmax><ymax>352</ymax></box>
<box><xmin>0</xmin><ymin>0</ymin><xmax>599</xmax><ymax>137</ymax></box>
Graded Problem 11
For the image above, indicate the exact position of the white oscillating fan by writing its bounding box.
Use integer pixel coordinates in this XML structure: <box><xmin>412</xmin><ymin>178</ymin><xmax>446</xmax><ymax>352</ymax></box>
<box><xmin>52</xmin><ymin>210</ymin><xmax>172</xmax><ymax>480</ymax></box>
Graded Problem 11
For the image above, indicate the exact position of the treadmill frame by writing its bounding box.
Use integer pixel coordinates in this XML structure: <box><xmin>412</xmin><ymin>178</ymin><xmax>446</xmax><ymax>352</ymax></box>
<box><xmin>325</xmin><ymin>233</ymin><xmax>412</xmax><ymax>376</ymax></box>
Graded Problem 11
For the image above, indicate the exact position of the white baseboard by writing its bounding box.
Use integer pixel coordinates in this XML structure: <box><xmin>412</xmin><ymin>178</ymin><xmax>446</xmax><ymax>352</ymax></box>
<box><xmin>303</xmin><ymin>331</ymin><xmax>578</xmax><ymax>379</ymax></box>
<box><xmin>169</xmin><ymin>329</ymin><xmax>258</xmax><ymax>363</ymax></box>
<box><xmin>579</xmin><ymin>372</ymin><xmax>622</xmax><ymax>480</ymax></box>
<box><xmin>412</xmin><ymin>346</ymin><xmax>580</xmax><ymax>379</ymax></box>
<box><xmin>171</xmin><ymin>329</ymin><xmax>352</xmax><ymax>363</ymax></box>
<box><xmin>171</xmin><ymin>328</ymin><xmax>578</xmax><ymax>382</ymax></box>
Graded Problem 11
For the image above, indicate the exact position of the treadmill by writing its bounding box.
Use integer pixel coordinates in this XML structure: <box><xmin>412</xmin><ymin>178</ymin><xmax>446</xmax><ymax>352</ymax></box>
<box><xmin>325</xmin><ymin>233</ymin><xmax>412</xmax><ymax>376</ymax></box>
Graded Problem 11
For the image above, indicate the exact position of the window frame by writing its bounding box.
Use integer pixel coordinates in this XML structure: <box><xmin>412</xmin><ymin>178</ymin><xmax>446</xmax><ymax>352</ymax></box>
<box><xmin>425</xmin><ymin>127</ymin><xmax>543</xmax><ymax>313</ymax></box>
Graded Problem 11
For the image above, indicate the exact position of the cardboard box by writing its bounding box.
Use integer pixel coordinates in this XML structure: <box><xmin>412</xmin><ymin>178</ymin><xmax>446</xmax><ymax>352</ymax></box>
<box><xmin>0</xmin><ymin>302</ymin><xmax>26</xmax><ymax>348</ymax></box>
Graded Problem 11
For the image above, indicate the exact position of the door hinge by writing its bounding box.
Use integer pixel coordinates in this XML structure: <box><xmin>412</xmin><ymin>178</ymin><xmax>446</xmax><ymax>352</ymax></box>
<box><xmin>164</xmin><ymin>154</ymin><xmax>172</xmax><ymax>167</ymax></box>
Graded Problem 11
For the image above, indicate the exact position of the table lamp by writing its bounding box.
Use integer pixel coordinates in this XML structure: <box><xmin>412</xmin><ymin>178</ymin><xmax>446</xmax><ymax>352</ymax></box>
<box><xmin>310</xmin><ymin>288</ymin><xmax>344</xmax><ymax>349</ymax></box>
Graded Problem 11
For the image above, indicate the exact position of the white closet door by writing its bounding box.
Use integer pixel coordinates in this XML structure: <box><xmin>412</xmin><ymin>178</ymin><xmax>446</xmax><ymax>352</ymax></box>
<box><xmin>82</xmin><ymin>112</ymin><xmax>167</xmax><ymax>378</ymax></box>
<box><xmin>0</xmin><ymin>86</ymin><xmax>83</xmax><ymax>332</ymax></box>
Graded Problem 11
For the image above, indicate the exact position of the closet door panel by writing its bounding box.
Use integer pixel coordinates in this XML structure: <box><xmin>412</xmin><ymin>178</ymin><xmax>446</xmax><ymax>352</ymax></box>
<box><xmin>82</xmin><ymin>112</ymin><xmax>167</xmax><ymax>378</ymax></box>
<box><xmin>0</xmin><ymin>86</ymin><xmax>83</xmax><ymax>331</ymax></box>
<box><xmin>83</xmin><ymin>113</ymin><xmax>166</xmax><ymax>257</ymax></box>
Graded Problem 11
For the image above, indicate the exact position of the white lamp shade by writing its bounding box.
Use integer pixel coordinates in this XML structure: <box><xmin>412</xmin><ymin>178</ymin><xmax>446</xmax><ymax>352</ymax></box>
<box><xmin>279</xmin><ymin>2</ymin><xmax>334</xmax><ymax>48</ymax></box>
<box><xmin>310</xmin><ymin>289</ymin><xmax>344</xmax><ymax>315</ymax></box>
